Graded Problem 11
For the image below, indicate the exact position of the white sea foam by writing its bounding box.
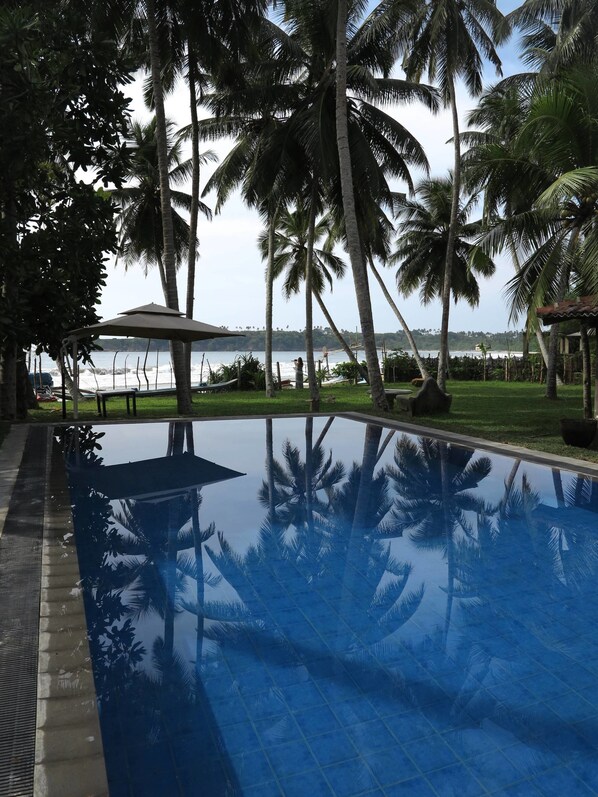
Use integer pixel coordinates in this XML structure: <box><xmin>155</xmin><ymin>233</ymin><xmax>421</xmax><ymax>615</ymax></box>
<box><xmin>34</xmin><ymin>348</ymin><xmax>523</xmax><ymax>391</ymax></box>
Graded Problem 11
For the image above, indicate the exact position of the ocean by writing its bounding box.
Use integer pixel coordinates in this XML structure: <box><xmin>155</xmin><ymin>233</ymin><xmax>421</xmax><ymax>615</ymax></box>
<box><xmin>33</xmin><ymin>347</ymin><xmax>521</xmax><ymax>392</ymax></box>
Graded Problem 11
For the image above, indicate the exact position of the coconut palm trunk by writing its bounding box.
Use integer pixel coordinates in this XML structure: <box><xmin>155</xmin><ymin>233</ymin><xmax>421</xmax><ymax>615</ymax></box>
<box><xmin>146</xmin><ymin>0</ymin><xmax>191</xmax><ymax>414</ymax></box>
<box><xmin>313</xmin><ymin>292</ymin><xmax>369</xmax><ymax>382</ymax></box>
<box><xmin>580</xmin><ymin>324</ymin><xmax>592</xmax><ymax>419</ymax></box>
<box><xmin>546</xmin><ymin>233</ymin><xmax>577</xmax><ymax>399</ymax></box>
<box><xmin>510</xmin><ymin>245</ymin><xmax>559</xmax><ymax>381</ymax></box>
<box><xmin>335</xmin><ymin>0</ymin><xmax>387</xmax><ymax>410</ymax></box>
<box><xmin>305</xmin><ymin>193</ymin><xmax>320</xmax><ymax>405</ymax></box>
<box><xmin>368</xmin><ymin>257</ymin><xmax>430</xmax><ymax>379</ymax></box>
<box><xmin>185</xmin><ymin>54</ymin><xmax>201</xmax><ymax>388</ymax></box>
<box><xmin>265</xmin><ymin>211</ymin><xmax>276</xmax><ymax>397</ymax></box>
<box><xmin>437</xmin><ymin>77</ymin><xmax>460</xmax><ymax>393</ymax></box>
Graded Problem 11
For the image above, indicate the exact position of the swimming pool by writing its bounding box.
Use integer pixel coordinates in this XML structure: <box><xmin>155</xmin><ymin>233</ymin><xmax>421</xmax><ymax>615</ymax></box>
<box><xmin>59</xmin><ymin>416</ymin><xmax>598</xmax><ymax>796</ymax></box>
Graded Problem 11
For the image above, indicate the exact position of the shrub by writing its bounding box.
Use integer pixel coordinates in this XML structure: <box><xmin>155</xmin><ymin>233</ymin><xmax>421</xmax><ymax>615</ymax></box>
<box><xmin>331</xmin><ymin>360</ymin><xmax>367</xmax><ymax>381</ymax></box>
<box><xmin>211</xmin><ymin>353</ymin><xmax>265</xmax><ymax>390</ymax></box>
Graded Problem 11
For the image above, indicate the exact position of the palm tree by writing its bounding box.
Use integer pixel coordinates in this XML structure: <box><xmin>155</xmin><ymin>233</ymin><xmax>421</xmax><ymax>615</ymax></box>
<box><xmin>114</xmin><ymin>117</ymin><xmax>214</xmax><ymax>300</ymax></box>
<box><xmin>387</xmin><ymin>434</ymin><xmax>493</xmax><ymax>646</ymax></box>
<box><xmin>392</xmin><ymin>177</ymin><xmax>497</xmax><ymax>323</ymax></box>
<box><xmin>480</xmin><ymin>64</ymin><xmax>598</xmax><ymax>399</ymax></box>
<box><xmin>462</xmin><ymin>82</ymin><xmax>557</xmax><ymax>375</ymax></box>
<box><xmin>509</xmin><ymin>0</ymin><xmax>598</xmax><ymax>72</ymax></box>
<box><xmin>399</xmin><ymin>0</ymin><xmax>508</xmax><ymax>392</ymax></box>
<box><xmin>335</xmin><ymin>0</ymin><xmax>387</xmax><ymax>409</ymax></box>
<box><xmin>258</xmin><ymin>204</ymin><xmax>369</xmax><ymax>382</ymax></box>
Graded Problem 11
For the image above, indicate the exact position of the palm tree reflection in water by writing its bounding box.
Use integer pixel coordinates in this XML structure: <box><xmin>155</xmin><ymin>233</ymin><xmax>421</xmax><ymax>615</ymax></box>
<box><xmin>200</xmin><ymin>420</ymin><xmax>424</xmax><ymax>759</ymax></box>
<box><xmin>64</xmin><ymin>421</ymin><xmax>242</xmax><ymax>795</ymax></box>
<box><xmin>62</xmin><ymin>419</ymin><xmax>598</xmax><ymax>792</ymax></box>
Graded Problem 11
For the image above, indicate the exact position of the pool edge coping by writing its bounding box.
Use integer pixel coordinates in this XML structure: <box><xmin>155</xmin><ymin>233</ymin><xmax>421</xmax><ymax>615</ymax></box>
<box><xmin>340</xmin><ymin>411</ymin><xmax>598</xmax><ymax>479</ymax></box>
<box><xmin>34</xmin><ymin>429</ymin><xmax>109</xmax><ymax>797</ymax></box>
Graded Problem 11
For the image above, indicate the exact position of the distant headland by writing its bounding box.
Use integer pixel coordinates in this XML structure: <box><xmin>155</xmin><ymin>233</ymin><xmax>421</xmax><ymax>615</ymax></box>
<box><xmin>95</xmin><ymin>329</ymin><xmax>532</xmax><ymax>353</ymax></box>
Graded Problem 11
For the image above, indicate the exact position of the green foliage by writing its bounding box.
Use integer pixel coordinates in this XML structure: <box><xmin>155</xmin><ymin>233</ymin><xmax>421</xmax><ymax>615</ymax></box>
<box><xmin>211</xmin><ymin>353</ymin><xmax>265</xmax><ymax>390</ymax></box>
<box><xmin>331</xmin><ymin>360</ymin><xmax>367</xmax><ymax>381</ymax></box>
<box><xmin>0</xmin><ymin>4</ymin><xmax>131</xmax><ymax>414</ymax></box>
<box><xmin>95</xmin><ymin>328</ymin><xmax>532</xmax><ymax>353</ymax></box>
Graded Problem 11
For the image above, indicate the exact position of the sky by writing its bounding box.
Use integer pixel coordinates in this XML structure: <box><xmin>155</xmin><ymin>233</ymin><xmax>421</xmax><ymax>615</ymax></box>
<box><xmin>97</xmin><ymin>0</ymin><xmax>526</xmax><ymax>334</ymax></box>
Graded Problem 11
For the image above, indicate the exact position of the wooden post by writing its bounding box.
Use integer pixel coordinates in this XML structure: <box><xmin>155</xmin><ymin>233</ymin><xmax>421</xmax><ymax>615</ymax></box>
<box><xmin>277</xmin><ymin>361</ymin><xmax>282</xmax><ymax>390</ymax></box>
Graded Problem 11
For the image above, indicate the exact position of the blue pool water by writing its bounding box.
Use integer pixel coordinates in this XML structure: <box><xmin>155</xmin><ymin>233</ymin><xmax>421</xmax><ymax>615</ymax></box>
<box><xmin>60</xmin><ymin>417</ymin><xmax>598</xmax><ymax>797</ymax></box>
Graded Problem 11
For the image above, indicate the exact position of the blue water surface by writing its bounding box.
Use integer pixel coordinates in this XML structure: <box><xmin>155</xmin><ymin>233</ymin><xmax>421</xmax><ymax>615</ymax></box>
<box><xmin>60</xmin><ymin>417</ymin><xmax>598</xmax><ymax>797</ymax></box>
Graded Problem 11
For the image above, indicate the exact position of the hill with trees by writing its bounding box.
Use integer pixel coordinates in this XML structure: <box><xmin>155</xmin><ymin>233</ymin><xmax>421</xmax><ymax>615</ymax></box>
<box><xmin>96</xmin><ymin>328</ymin><xmax>531</xmax><ymax>353</ymax></box>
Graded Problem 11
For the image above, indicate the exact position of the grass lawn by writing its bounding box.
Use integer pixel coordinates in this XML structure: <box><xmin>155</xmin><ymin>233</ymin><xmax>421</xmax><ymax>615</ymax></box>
<box><xmin>23</xmin><ymin>380</ymin><xmax>598</xmax><ymax>465</ymax></box>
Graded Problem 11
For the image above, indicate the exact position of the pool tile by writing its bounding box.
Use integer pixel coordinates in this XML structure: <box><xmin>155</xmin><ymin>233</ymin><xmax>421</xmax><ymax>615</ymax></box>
<box><xmin>294</xmin><ymin>704</ymin><xmax>340</xmax><ymax>737</ymax></box>
<box><xmin>531</xmin><ymin>766</ymin><xmax>596</xmax><ymax>796</ymax></box>
<box><xmin>333</xmin><ymin>697</ymin><xmax>381</xmax><ymax>727</ymax></box>
<box><xmin>282</xmin><ymin>681</ymin><xmax>325</xmax><ymax>711</ymax></box>
<box><xmin>220</xmin><ymin>720</ymin><xmax>260</xmax><ymax>754</ymax></box>
<box><xmin>491</xmin><ymin>782</ymin><xmax>543</xmax><ymax>796</ymax></box>
<box><xmin>403</xmin><ymin>734</ymin><xmax>458</xmax><ymax>773</ymax></box>
<box><xmin>467</xmin><ymin>750</ymin><xmax>525</xmax><ymax>791</ymax></box>
<box><xmin>424</xmin><ymin>762</ymin><xmax>485</xmax><ymax>797</ymax></box>
<box><xmin>384</xmin><ymin>711</ymin><xmax>434</xmax><ymax>744</ymax></box>
<box><xmin>520</xmin><ymin>672</ymin><xmax>569</xmax><ymax>701</ymax></box>
<box><xmin>362</xmin><ymin>747</ymin><xmax>419</xmax><ymax>786</ymax></box>
<box><xmin>266</xmin><ymin>738</ymin><xmax>318</xmax><ymax>778</ymax></box>
<box><xmin>308</xmin><ymin>729</ymin><xmax>358</xmax><ymax>767</ymax></box>
<box><xmin>544</xmin><ymin>691</ymin><xmax>597</xmax><ymax>723</ymax></box>
<box><xmin>243</xmin><ymin>781</ymin><xmax>283</xmax><ymax>797</ymax></box>
<box><xmin>346</xmin><ymin>720</ymin><xmax>397</xmax><ymax>754</ymax></box>
<box><xmin>323</xmin><ymin>756</ymin><xmax>378</xmax><ymax>796</ymax></box>
<box><xmin>231</xmin><ymin>748</ymin><xmax>275</xmax><ymax>787</ymax></box>
<box><xmin>279</xmin><ymin>767</ymin><xmax>334</xmax><ymax>797</ymax></box>
<box><xmin>254</xmin><ymin>712</ymin><xmax>302</xmax><ymax>744</ymax></box>
<box><xmin>569</xmin><ymin>754</ymin><xmax>598</xmax><ymax>790</ymax></box>
<box><xmin>383</xmin><ymin>776</ymin><xmax>437</xmax><ymax>796</ymax></box>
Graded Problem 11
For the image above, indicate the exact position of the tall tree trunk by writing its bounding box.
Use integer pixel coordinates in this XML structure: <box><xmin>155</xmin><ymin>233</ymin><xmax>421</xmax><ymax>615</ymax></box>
<box><xmin>335</xmin><ymin>0</ymin><xmax>387</xmax><ymax>410</ymax></box>
<box><xmin>265</xmin><ymin>211</ymin><xmax>276</xmax><ymax>397</ymax></box>
<box><xmin>535</xmin><ymin>327</ymin><xmax>558</xmax><ymax>379</ymax></box>
<box><xmin>368</xmin><ymin>257</ymin><xmax>429</xmax><ymax>379</ymax></box>
<box><xmin>337</xmin><ymin>423</ymin><xmax>383</xmax><ymax>652</ymax></box>
<box><xmin>314</xmin><ymin>292</ymin><xmax>369</xmax><ymax>382</ymax></box>
<box><xmin>146</xmin><ymin>0</ymin><xmax>191</xmax><ymax>414</ymax></box>
<box><xmin>1</xmin><ymin>194</ymin><xmax>18</xmax><ymax>419</ymax></box>
<box><xmin>305</xmin><ymin>190</ymin><xmax>319</xmax><ymax>406</ymax></box>
<box><xmin>511</xmin><ymin>244</ymin><xmax>560</xmax><ymax>381</ymax></box>
<box><xmin>266</xmin><ymin>417</ymin><xmax>276</xmax><ymax>524</ymax></box>
<box><xmin>156</xmin><ymin>249</ymin><xmax>168</xmax><ymax>301</ymax></box>
<box><xmin>440</xmin><ymin>444</ymin><xmax>454</xmax><ymax>650</ymax></box>
<box><xmin>185</xmin><ymin>52</ymin><xmax>200</xmax><ymax>391</ymax></box>
<box><xmin>546</xmin><ymin>233</ymin><xmax>576</xmax><ymax>400</ymax></box>
<box><xmin>437</xmin><ymin>78</ymin><xmax>460</xmax><ymax>393</ymax></box>
<box><xmin>0</xmin><ymin>343</ymin><xmax>18</xmax><ymax>420</ymax></box>
<box><xmin>580</xmin><ymin>323</ymin><xmax>592</xmax><ymax>419</ymax></box>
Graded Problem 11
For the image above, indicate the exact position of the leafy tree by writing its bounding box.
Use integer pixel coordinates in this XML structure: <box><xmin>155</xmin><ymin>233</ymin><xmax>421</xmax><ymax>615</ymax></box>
<box><xmin>0</xmin><ymin>4</ymin><xmax>130</xmax><ymax>418</ymax></box>
<box><xmin>480</xmin><ymin>64</ymin><xmax>598</xmax><ymax>400</ymax></box>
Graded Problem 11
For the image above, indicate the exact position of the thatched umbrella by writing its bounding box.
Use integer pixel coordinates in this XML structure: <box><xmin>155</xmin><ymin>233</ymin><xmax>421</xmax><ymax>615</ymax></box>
<box><xmin>65</xmin><ymin>303</ymin><xmax>242</xmax><ymax>417</ymax></box>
